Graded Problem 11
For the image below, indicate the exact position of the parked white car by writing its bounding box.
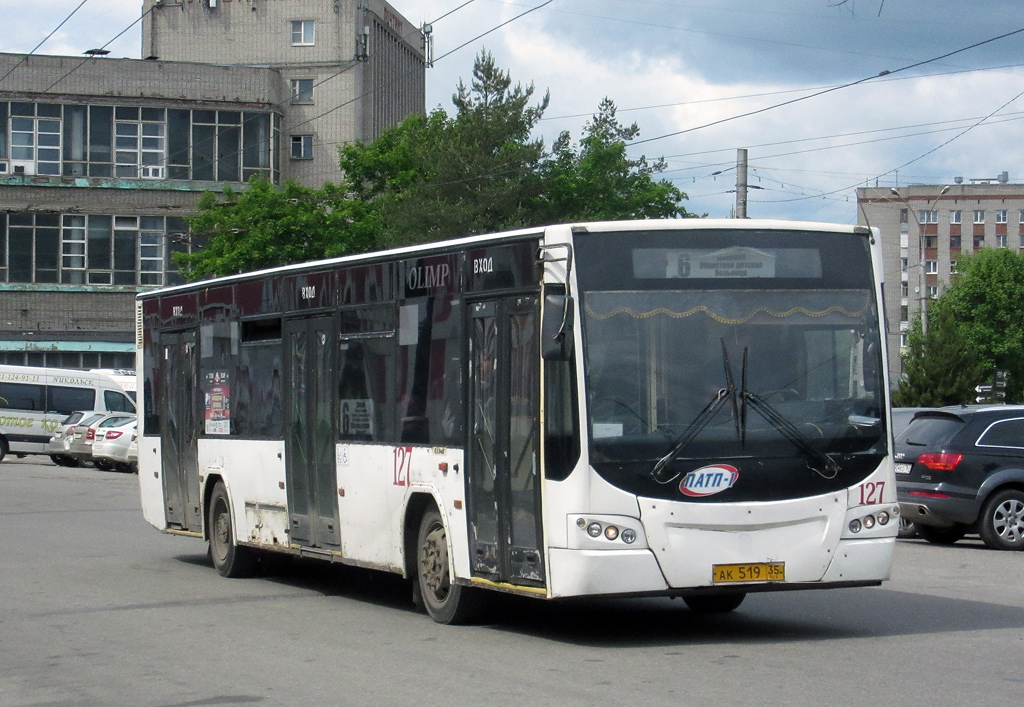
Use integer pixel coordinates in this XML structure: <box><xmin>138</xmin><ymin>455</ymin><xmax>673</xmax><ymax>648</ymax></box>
<box><xmin>46</xmin><ymin>411</ymin><xmax>105</xmax><ymax>467</ymax></box>
<box><xmin>91</xmin><ymin>417</ymin><xmax>138</xmax><ymax>473</ymax></box>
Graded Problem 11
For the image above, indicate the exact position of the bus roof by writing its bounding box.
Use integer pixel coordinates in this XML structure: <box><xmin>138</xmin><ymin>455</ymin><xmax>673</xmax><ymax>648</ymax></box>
<box><xmin>140</xmin><ymin>218</ymin><xmax>872</xmax><ymax>300</ymax></box>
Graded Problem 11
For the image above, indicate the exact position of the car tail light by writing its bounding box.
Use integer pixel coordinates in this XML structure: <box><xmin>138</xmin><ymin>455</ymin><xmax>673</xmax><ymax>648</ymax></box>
<box><xmin>105</xmin><ymin>430</ymin><xmax>123</xmax><ymax>440</ymax></box>
<box><xmin>908</xmin><ymin>489</ymin><xmax>951</xmax><ymax>499</ymax></box>
<box><xmin>917</xmin><ymin>452</ymin><xmax>963</xmax><ymax>471</ymax></box>
<box><xmin>86</xmin><ymin>428</ymin><xmax>96</xmax><ymax>441</ymax></box>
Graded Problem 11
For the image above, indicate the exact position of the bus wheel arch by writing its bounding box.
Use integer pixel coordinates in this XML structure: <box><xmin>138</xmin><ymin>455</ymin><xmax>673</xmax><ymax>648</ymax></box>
<box><xmin>408</xmin><ymin>497</ymin><xmax>483</xmax><ymax>624</ymax></box>
<box><xmin>206</xmin><ymin>478</ymin><xmax>258</xmax><ymax>578</ymax></box>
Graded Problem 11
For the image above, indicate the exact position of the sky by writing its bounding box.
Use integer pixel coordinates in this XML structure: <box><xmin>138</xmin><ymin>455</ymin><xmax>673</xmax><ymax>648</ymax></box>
<box><xmin>5</xmin><ymin>0</ymin><xmax>1024</xmax><ymax>223</ymax></box>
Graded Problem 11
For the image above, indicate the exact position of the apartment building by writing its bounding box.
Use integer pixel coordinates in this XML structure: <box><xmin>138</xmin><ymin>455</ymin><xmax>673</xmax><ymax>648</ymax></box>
<box><xmin>0</xmin><ymin>0</ymin><xmax>424</xmax><ymax>369</ymax></box>
<box><xmin>857</xmin><ymin>174</ymin><xmax>1023</xmax><ymax>385</ymax></box>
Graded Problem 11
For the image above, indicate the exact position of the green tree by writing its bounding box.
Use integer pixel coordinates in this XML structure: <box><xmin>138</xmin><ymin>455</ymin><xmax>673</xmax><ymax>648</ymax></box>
<box><xmin>174</xmin><ymin>178</ymin><xmax>377</xmax><ymax>281</ymax></box>
<box><xmin>341</xmin><ymin>50</ymin><xmax>550</xmax><ymax>248</ymax></box>
<box><xmin>891</xmin><ymin>305</ymin><xmax>985</xmax><ymax>406</ymax></box>
<box><xmin>938</xmin><ymin>248</ymin><xmax>1024</xmax><ymax>402</ymax></box>
<box><xmin>539</xmin><ymin>97</ymin><xmax>692</xmax><ymax>222</ymax></box>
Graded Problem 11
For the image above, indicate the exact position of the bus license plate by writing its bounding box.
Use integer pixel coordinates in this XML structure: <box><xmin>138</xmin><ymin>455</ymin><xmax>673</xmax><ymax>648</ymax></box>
<box><xmin>895</xmin><ymin>463</ymin><xmax>912</xmax><ymax>475</ymax></box>
<box><xmin>713</xmin><ymin>562</ymin><xmax>785</xmax><ymax>583</ymax></box>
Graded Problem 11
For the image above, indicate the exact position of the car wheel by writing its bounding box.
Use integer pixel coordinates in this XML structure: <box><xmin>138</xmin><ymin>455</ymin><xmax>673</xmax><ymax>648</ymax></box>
<box><xmin>898</xmin><ymin>517</ymin><xmax>917</xmax><ymax>539</ymax></box>
<box><xmin>49</xmin><ymin>454</ymin><xmax>64</xmax><ymax>466</ymax></box>
<box><xmin>915</xmin><ymin>523</ymin><xmax>968</xmax><ymax>545</ymax></box>
<box><xmin>978</xmin><ymin>489</ymin><xmax>1024</xmax><ymax>551</ymax></box>
<box><xmin>93</xmin><ymin>459</ymin><xmax>114</xmax><ymax>471</ymax></box>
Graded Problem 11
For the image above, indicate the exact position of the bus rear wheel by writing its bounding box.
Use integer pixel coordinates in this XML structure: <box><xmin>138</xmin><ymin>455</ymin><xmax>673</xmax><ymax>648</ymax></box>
<box><xmin>208</xmin><ymin>481</ymin><xmax>258</xmax><ymax>578</ymax></box>
<box><xmin>416</xmin><ymin>509</ymin><xmax>482</xmax><ymax>624</ymax></box>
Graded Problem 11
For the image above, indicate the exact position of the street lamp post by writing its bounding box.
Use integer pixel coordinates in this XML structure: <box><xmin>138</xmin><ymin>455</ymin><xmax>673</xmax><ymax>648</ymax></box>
<box><xmin>889</xmin><ymin>185</ymin><xmax>949</xmax><ymax>335</ymax></box>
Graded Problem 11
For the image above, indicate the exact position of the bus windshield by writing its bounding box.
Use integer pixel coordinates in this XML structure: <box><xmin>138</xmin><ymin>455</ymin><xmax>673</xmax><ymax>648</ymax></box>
<box><xmin>575</xmin><ymin>228</ymin><xmax>887</xmax><ymax>502</ymax></box>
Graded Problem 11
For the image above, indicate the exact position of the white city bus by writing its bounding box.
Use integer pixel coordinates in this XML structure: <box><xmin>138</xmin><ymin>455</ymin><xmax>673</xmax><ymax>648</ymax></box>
<box><xmin>137</xmin><ymin>219</ymin><xmax>898</xmax><ymax>623</ymax></box>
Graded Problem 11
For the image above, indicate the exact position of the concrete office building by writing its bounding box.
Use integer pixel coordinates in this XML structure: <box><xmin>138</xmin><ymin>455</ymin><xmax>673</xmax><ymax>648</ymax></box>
<box><xmin>857</xmin><ymin>173</ymin><xmax>1024</xmax><ymax>386</ymax></box>
<box><xmin>0</xmin><ymin>0</ymin><xmax>425</xmax><ymax>369</ymax></box>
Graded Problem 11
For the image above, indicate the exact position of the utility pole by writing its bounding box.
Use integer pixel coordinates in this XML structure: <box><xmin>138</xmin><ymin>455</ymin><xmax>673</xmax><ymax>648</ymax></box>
<box><xmin>735</xmin><ymin>148</ymin><xmax>748</xmax><ymax>218</ymax></box>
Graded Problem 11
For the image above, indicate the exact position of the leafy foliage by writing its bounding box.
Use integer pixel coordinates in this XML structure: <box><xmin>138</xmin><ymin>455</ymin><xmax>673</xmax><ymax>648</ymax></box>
<box><xmin>539</xmin><ymin>98</ymin><xmax>692</xmax><ymax>222</ymax></box>
<box><xmin>891</xmin><ymin>305</ymin><xmax>985</xmax><ymax>406</ymax></box>
<box><xmin>174</xmin><ymin>179</ymin><xmax>377</xmax><ymax>281</ymax></box>
<box><xmin>936</xmin><ymin>248</ymin><xmax>1024</xmax><ymax>401</ymax></box>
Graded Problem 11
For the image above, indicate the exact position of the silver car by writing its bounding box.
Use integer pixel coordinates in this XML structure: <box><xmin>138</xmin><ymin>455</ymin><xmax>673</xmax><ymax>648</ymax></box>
<box><xmin>91</xmin><ymin>417</ymin><xmax>138</xmax><ymax>473</ymax></box>
<box><xmin>46</xmin><ymin>411</ymin><xmax>103</xmax><ymax>467</ymax></box>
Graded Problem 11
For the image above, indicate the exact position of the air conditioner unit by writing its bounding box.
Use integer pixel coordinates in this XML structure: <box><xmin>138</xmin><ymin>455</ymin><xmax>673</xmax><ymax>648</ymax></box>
<box><xmin>11</xmin><ymin>161</ymin><xmax>34</xmax><ymax>176</ymax></box>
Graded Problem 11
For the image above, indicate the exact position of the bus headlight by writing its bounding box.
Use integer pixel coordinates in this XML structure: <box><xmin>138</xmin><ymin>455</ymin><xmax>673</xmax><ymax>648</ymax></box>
<box><xmin>587</xmin><ymin>522</ymin><xmax>602</xmax><ymax>537</ymax></box>
<box><xmin>877</xmin><ymin>511</ymin><xmax>890</xmax><ymax>526</ymax></box>
<box><xmin>604</xmin><ymin>525</ymin><xmax>619</xmax><ymax>541</ymax></box>
<box><xmin>621</xmin><ymin>528</ymin><xmax>637</xmax><ymax>544</ymax></box>
<box><xmin>849</xmin><ymin>519</ymin><xmax>862</xmax><ymax>533</ymax></box>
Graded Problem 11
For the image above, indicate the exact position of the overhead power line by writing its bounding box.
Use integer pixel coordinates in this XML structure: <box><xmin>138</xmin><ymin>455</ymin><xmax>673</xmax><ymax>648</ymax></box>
<box><xmin>0</xmin><ymin>0</ymin><xmax>91</xmax><ymax>86</ymax></box>
<box><xmin>630</xmin><ymin>25</ymin><xmax>1024</xmax><ymax>147</ymax></box>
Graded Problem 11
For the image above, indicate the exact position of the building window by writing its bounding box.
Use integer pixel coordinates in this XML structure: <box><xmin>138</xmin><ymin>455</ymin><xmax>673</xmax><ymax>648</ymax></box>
<box><xmin>5</xmin><ymin>213</ymin><xmax>59</xmax><ymax>283</ymax></box>
<box><xmin>9</xmin><ymin>104</ymin><xmax>61</xmax><ymax>176</ymax></box>
<box><xmin>924</xmin><ymin>235</ymin><xmax>937</xmax><ymax>249</ymax></box>
<box><xmin>950</xmin><ymin>234</ymin><xmax>961</xmax><ymax>249</ymax></box>
<box><xmin>900</xmin><ymin>332</ymin><xmax>907</xmax><ymax>348</ymax></box>
<box><xmin>0</xmin><ymin>101</ymin><xmax>277</xmax><ymax>184</ymax></box>
<box><xmin>3</xmin><ymin>213</ymin><xmax>192</xmax><ymax>286</ymax></box>
<box><xmin>974</xmin><ymin>210</ymin><xmax>986</xmax><ymax>224</ymax></box>
<box><xmin>950</xmin><ymin>260</ymin><xmax>958</xmax><ymax>274</ymax></box>
<box><xmin>291</xmin><ymin>20</ymin><xmax>315</xmax><ymax>46</ymax></box>
<box><xmin>900</xmin><ymin>257</ymin><xmax>908</xmax><ymax>271</ymax></box>
<box><xmin>114</xmin><ymin>106</ymin><xmax>165</xmax><ymax>179</ymax></box>
<box><xmin>1019</xmin><ymin>209</ymin><xmax>1024</xmax><ymax>223</ymax></box>
<box><xmin>996</xmin><ymin>209</ymin><xmax>1008</xmax><ymax>224</ymax></box>
<box><xmin>925</xmin><ymin>259</ymin><xmax>937</xmax><ymax>275</ymax></box>
<box><xmin>918</xmin><ymin>210</ymin><xmax>938</xmax><ymax>224</ymax></box>
<box><xmin>900</xmin><ymin>305</ymin><xmax>908</xmax><ymax>322</ymax></box>
<box><xmin>974</xmin><ymin>235</ymin><xmax>985</xmax><ymax>250</ymax></box>
<box><xmin>290</xmin><ymin>79</ymin><xmax>314</xmax><ymax>104</ymax></box>
<box><xmin>291</xmin><ymin>134</ymin><xmax>313</xmax><ymax>159</ymax></box>
<box><xmin>997</xmin><ymin>234</ymin><xmax>1008</xmax><ymax>248</ymax></box>
<box><xmin>927</xmin><ymin>285</ymin><xmax>938</xmax><ymax>298</ymax></box>
<box><xmin>950</xmin><ymin>210</ymin><xmax>962</xmax><ymax>224</ymax></box>
<box><xmin>900</xmin><ymin>281</ymin><xmax>909</xmax><ymax>297</ymax></box>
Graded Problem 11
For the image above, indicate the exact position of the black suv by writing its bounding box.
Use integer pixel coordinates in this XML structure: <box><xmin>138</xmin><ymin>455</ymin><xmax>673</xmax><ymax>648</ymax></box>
<box><xmin>895</xmin><ymin>405</ymin><xmax>1024</xmax><ymax>550</ymax></box>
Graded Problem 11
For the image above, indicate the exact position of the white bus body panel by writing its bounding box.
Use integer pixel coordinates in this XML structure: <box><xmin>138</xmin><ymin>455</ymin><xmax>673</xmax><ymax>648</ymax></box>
<box><xmin>138</xmin><ymin>436</ymin><xmax>166</xmax><ymax>530</ymax></box>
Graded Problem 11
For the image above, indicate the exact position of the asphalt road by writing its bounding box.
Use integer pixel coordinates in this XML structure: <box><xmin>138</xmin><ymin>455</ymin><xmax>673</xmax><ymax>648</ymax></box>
<box><xmin>1</xmin><ymin>456</ymin><xmax>1022</xmax><ymax>707</ymax></box>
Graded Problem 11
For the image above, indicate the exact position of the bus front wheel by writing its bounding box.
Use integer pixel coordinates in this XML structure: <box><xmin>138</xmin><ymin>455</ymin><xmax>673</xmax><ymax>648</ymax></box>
<box><xmin>416</xmin><ymin>509</ymin><xmax>482</xmax><ymax>624</ymax></box>
<box><xmin>208</xmin><ymin>481</ymin><xmax>258</xmax><ymax>578</ymax></box>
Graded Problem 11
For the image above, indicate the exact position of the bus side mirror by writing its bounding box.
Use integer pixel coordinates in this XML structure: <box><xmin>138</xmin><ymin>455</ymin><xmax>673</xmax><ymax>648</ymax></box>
<box><xmin>542</xmin><ymin>294</ymin><xmax>574</xmax><ymax>361</ymax></box>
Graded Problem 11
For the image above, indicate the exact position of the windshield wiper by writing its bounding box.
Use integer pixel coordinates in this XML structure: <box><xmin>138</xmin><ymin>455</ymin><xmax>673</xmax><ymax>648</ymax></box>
<box><xmin>737</xmin><ymin>346</ymin><xmax>840</xmax><ymax>479</ymax></box>
<box><xmin>651</xmin><ymin>339</ymin><xmax>740</xmax><ymax>484</ymax></box>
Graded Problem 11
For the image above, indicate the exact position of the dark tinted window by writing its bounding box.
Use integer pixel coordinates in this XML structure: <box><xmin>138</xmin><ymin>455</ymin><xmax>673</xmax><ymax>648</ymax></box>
<box><xmin>897</xmin><ymin>415</ymin><xmax>965</xmax><ymax>447</ymax></box>
<box><xmin>0</xmin><ymin>382</ymin><xmax>44</xmax><ymax>411</ymax></box>
<box><xmin>48</xmin><ymin>386</ymin><xmax>96</xmax><ymax>415</ymax></box>
<box><xmin>104</xmin><ymin>389</ymin><xmax>136</xmax><ymax>412</ymax></box>
<box><xmin>977</xmin><ymin>417</ymin><xmax>1024</xmax><ymax>449</ymax></box>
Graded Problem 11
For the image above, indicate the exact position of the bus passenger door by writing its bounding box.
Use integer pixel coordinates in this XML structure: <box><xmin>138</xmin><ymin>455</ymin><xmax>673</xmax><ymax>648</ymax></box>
<box><xmin>466</xmin><ymin>297</ymin><xmax>544</xmax><ymax>588</ymax></box>
<box><xmin>160</xmin><ymin>331</ymin><xmax>202</xmax><ymax>531</ymax></box>
<box><xmin>284</xmin><ymin>316</ymin><xmax>340</xmax><ymax>550</ymax></box>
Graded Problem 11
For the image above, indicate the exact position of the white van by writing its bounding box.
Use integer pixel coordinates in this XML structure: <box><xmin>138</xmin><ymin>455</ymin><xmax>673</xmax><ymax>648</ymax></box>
<box><xmin>0</xmin><ymin>365</ymin><xmax>136</xmax><ymax>462</ymax></box>
<box><xmin>89</xmin><ymin>368</ymin><xmax>138</xmax><ymax>402</ymax></box>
